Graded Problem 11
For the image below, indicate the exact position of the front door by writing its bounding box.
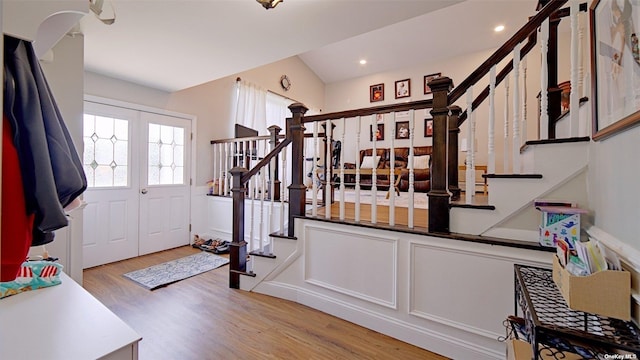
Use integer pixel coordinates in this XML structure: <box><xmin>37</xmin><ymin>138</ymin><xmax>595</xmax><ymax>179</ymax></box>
<box><xmin>82</xmin><ymin>101</ymin><xmax>191</xmax><ymax>268</ymax></box>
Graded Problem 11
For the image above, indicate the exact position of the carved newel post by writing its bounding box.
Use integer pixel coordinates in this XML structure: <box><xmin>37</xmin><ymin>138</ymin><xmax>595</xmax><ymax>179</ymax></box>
<box><xmin>287</xmin><ymin>103</ymin><xmax>308</xmax><ymax>237</ymax></box>
<box><xmin>267</xmin><ymin>125</ymin><xmax>282</xmax><ymax>201</ymax></box>
<box><xmin>229</xmin><ymin>166</ymin><xmax>248</xmax><ymax>289</ymax></box>
<box><xmin>448</xmin><ymin>106</ymin><xmax>462</xmax><ymax>201</ymax></box>
<box><xmin>428</xmin><ymin>77</ymin><xmax>453</xmax><ymax>233</ymax></box>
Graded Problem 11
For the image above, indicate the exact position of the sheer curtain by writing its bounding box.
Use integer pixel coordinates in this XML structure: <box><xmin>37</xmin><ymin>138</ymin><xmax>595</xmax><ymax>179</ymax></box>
<box><xmin>232</xmin><ymin>80</ymin><xmax>267</xmax><ymax>134</ymax></box>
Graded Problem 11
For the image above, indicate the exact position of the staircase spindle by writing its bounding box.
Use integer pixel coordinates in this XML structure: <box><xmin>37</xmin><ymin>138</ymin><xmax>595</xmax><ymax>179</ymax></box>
<box><xmin>503</xmin><ymin>73</ymin><xmax>510</xmax><ymax>173</ymax></box>
<box><xmin>325</xmin><ymin>119</ymin><xmax>332</xmax><ymax>220</ymax></box>
<box><xmin>371</xmin><ymin>114</ymin><xmax>378</xmax><ymax>224</ymax></box>
<box><xmin>465</xmin><ymin>87</ymin><xmax>474</xmax><ymax>204</ymax></box>
<box><xmin>339</xmin><ymin>117</ymin><xmax>346</xmax><ymax>221</ymax></box>
<box><xmin>259</xmin><ymin>141</ymin><xmax>267</xmax><ymax>252</ymax></box>
<box><xmin>389</xmin><ymin>113</ymin><xmax>396</xmax><ymax>226</ymax></box>
<box><xmin>488</xmin><ymin>65</ymin><xmax>496</xmax><ymax>174</ymax></box>
<box><xmin>408</xmin><ymin>110</ymin><xmax>415</xmax><ymax>229</ymax></box>
<box><xmin>540</xmin><ymin>18</ymin><xmax>550</xmax><ymax>139</ymax></box>
<box><xmin>312</xmin><ymin>122</ymin><xmax>319</xmax><ymax>217</ymax></box>
<box><xmin>522</xmin><ymin>55</ymin><xmax>528</xmax><ymax>147</ymax></box>
<box><xmin>249</xmin><ymin>173</ymin><xmax>256</xmax><ymax>253</ymax></box>
<box><xmin>570</xmin><ymin>0</ymin><xmax>580</xmax><ymax>137</ymax></box>
<box><xmin>513</xmin><ymin>42</ymin><xmax>522</xmax><ymax>174</ymax></box>
<box><xmin>355</xmin><ymin>116</ymin><xmax>362</xmax><ymax>222</ymax></box>
<box><xmin>280</xmin><ymin>149</ymin><xmax>286</xmax><ymax>234</ymax></box>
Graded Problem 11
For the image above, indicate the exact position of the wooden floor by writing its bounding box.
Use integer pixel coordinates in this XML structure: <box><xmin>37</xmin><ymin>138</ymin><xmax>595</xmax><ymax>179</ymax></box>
<box><xmin>83</xmin><ymin>246</ymin><xmax>448</xmax><ymax>360</ymax></box>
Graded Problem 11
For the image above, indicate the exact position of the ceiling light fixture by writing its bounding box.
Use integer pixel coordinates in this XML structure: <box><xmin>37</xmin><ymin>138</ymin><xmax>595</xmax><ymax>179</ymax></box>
<box><xmin>256</xmin><ymin>0</ymin><xmax>283</xmax><ymax>10</ymax></box>
<box><xmin>494</xmin><ymin>25</ymin><xmax>505</xmax><ymax>32</ymax></box>
<box><xmin>359</xmin><ymin>59</ymin><xmax>367</xmax><ymax>65</ymax></box>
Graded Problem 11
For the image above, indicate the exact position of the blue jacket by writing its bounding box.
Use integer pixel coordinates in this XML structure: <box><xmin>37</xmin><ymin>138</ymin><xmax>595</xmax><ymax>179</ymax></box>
<box><xmin>4</xmin><ymin>35</ymin><xmax>87</xmax><ymax>245</ymax></box>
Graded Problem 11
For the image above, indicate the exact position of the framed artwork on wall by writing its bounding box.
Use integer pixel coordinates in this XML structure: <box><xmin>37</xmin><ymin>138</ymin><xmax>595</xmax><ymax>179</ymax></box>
<box><xmin>424</xmin><ymin>118</ymin><xmax>433</xmax><ymax>137</ymax></box>
<box><xmin>423</xmin><ymin>72</ymin><xmax>442</xmax><ymax>95</ymax></box>
<box><xmin>395</xmin><ymin>79</ymin><xmax>411</xmax><ymax>99</ymax></box>
<box><xmin>395</xmin><ymin>121</ymin><xmax>410</xmax><ymax>139</ymax></box>
<box><xmin>370</xmin><ymin>83</ymin><xmax>384</xmax><ymax>102</ymax></box>
<box><xmin>370</xmin><ymin>123</ymin><xmax>385</xmax><ymax>141</ymax></box>
<box><xmin>590</xmin><ymin>0</ymin><xmax>640</xmax><ymax>140</ymax></box>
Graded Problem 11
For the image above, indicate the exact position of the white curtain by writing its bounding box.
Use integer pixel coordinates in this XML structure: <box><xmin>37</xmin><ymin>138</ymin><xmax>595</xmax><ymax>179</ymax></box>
<box><xmin>232</xmin><ymin>80</ymin><xmax>267</xmax><ymax>134</ymax></box>
<box><xmin>266</xmin><ymin>92</ymin><xmax>292</xmax><ymax>131</ymax></box>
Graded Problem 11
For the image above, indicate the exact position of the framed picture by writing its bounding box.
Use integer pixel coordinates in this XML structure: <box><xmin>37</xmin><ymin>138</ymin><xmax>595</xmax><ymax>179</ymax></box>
<box><xmin>370</xmin><ymin>83</ymin><xmax>384</xmax><ymax>102</ymax></box>
<box><xmin>424</xmin><ymin>118</ymin><xmax>433</xmax><ymax>137</ymax></box>
<box><xmin>424</xmin><ymin>73</ymin><xmax>441</xmax><ymax>94</ymax></box>
<box><xmin>395</xmin><ymin>79</ymin><xmax>411</xmax><ymax>99</ymax></box>
<box><xmin>395</xmin><ymin>121</ymin><xmax>410</xmax><ymax>139</ymax></box>
<box><xmin>590</xmin><ymin>0</ymin><xmax>640</xmax><ymax>140</ymax></box>
<box><xmin>370</xmin><ymin>123</ymin><xmax>384</xmax><ymax>141</ymax></box>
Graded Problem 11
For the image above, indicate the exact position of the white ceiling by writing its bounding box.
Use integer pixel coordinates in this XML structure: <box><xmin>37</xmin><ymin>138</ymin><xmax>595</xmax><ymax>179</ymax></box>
<box><xmin>80</xmin><ymin>0</ymin><xmax>539</xmax><ymax>93</ymax></box>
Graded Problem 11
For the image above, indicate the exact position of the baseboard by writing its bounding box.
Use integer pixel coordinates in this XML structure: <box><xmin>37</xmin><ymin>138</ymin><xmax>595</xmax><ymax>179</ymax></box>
<box><xmin>253</xmin><ymin>281</ymin><xmax>503</xmax><ymax>360</ymax></box>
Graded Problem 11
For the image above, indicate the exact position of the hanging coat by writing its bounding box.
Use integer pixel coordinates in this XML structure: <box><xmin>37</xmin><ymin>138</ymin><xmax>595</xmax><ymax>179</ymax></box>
<box><xmin>3</xmin><ymin>35</ymin><xmax>87</xmax><ymax>246</ymax></box>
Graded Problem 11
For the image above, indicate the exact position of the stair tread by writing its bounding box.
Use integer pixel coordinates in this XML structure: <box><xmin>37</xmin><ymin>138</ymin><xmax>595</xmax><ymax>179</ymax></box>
<box><xmin>483</xmin><ymin>173</ymin><xmax>543</xmax><ymax>179</ymax></box>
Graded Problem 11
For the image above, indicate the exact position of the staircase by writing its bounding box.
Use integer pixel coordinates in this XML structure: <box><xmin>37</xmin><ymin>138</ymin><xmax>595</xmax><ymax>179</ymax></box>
<box><xmin>220</xmin><ymin>1</ymin><xmax>594</xmax><ymax>358</ymax></box>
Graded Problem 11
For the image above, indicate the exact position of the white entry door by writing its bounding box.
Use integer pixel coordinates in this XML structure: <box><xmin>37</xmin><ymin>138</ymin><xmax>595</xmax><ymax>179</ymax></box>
<box><xmin>138</xmin><ymin>112</ymin><xmax>191</xmax><ymax>255</ymax></box>
<box><xmin>82</xmin><ymin>101</ymin><xmax>191</xmax><ymax>268</ymax></box>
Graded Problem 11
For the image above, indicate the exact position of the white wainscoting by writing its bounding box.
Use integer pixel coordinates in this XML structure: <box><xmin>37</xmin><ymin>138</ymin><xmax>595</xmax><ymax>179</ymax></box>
<box><xmin>304</xmin><ymin>226</ymin><xmax>398</xmax><ymax>309</ymax></box>
<box><xmin>250</xmin><ymin>218</ymin><xmax>553</xmax><ymax>360</ymax></box>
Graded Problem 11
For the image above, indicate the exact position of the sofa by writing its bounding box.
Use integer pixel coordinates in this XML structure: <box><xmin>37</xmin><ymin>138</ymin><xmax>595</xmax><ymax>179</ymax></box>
<box><xmin>342</xmin><ymin>146</ymin><xmax>432</xmax><ymax>192</ymax></box>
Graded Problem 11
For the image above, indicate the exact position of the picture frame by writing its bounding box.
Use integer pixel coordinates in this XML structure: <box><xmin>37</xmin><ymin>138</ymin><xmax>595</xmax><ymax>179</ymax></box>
<box><xmin>370</xmin><ymin>123</ymin><xmax>384</xmax><ymax>141</ymax></box>
<box><xmin>424</xmin><ymin>118</ymin><xmax>433</xmax><ymax>137</ymax></box>
<box><xmin>370</xmin><ymin>83</ymin><xmax>384</xmax><ymax>103</ymax></box>
<box><xmin>423</xmin><ymin>72</ymin><xmax>441</xmax><ymax>95</ymax></box>
<box><xmin>590</xmin><ymin>0</ymin><xmax>640</xmax><ymax>141</ymax></box>
<box><xmin>395</xmin><ymin>121</ymin><xmax>410</xmax><ymax>139</ymax></box>
<box><xmin>395</xmin><ymin>79</ymin><xmax>411</xmax><ymax>99</ymax></box>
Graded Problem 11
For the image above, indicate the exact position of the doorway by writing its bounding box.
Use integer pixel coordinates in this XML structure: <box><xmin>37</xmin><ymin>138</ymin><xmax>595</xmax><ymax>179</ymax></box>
<box><xmin>82</xmin><ymin>99</ymin><xmax>192</xmax><ymax>268</ymax></box>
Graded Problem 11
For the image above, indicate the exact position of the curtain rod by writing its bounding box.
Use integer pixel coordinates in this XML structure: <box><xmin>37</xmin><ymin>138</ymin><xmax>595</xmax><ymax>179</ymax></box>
<box><xmin>236</xmin><ymin>76</ymin><xmax>299</xmax><ymax>104</ymax></box>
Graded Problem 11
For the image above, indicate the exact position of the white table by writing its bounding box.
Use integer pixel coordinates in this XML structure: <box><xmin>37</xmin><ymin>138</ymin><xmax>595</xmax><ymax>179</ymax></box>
<box><xmin>0</xmin><ymin>273</ymin><xmax>141</xmax><ymax>360</ymax></box>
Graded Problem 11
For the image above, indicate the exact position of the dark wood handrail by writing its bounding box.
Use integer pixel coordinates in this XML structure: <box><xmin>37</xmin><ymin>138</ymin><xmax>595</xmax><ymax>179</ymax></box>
<box><xmin>240</xmin><ymin>138</ymin><xmax>291</xmax><ymax>184</ymax></box>
<box><xmin>302</xmin><ymin>99</ymin><xmax>433</xmax><ymax>123</ymax></box>
<box><xmin>448</xmin><ymin>0</ymin><xmax>568</xmax><ymax>106</ymax></box>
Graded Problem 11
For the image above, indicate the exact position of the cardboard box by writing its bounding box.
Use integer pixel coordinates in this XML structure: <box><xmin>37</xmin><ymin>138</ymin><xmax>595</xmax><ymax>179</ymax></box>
<box><xmin>507</xmin><ymin>339</ymin><xmax>582</xmax><ymax>360</ymax></box>
<box><xmin>552</xmin><ymin>256</ymin><xmax>631</xmax><ymax>321</ymax></box>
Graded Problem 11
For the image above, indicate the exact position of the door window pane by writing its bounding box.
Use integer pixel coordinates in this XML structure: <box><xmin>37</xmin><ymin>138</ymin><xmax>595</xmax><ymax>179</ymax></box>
<box><xmin>83</xmin><ymin>114</ymin><xmax>129</xmax><ymax>188</ymax></box>
<box><xmin>148</xmin><ymin>123</ymin><xmax>185</xmax><ymax>185</ymax></box>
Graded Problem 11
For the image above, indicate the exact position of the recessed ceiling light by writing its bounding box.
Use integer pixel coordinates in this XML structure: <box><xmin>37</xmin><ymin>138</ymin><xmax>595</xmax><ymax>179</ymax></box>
<box><xmin>494</xmin><ymin>25</ymin><xmax>505</xmax><ymax>32</ymax></box>
<box><xmin>359</xmin><ymin>59</ymin><xmax>367</xmax><ymax>65</ymax></box>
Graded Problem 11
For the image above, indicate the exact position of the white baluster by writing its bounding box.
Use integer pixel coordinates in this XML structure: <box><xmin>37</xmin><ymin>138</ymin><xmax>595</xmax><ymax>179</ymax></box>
<box><xmin>570</xmin><ymin>0</ymin><xmax>580</xmax><ymax>137</ymax></box>
<box><xmin>389</xmin><ymin>113</ymin><xmax>396</xmax><ymax>227</ymax></box>
<box><xmin>488</xmin><ymin>65</ymin><xmax>497</xmax><ymax>174</ymax></box>
<box><xmin>504</xmin><ymin>73</ymin><xmax>510</xmax><ymax>173</ymax></box>
<box><xmin>249</xmin><ymin>173</ymin><xmax>255</xmax><ymax>253</ymax></box>
<box><xmin>540</xmin><ymin>18</ymin><xmax>550</xmax><ymax>140</ymax></box>
<box><xmin>408</xmin><ymin>109</ymin><xmax>415</xmax><ymax>229</ymax></box>
<box><xmin>466</xmin><ymin>87</ymin><xmax>474</xmax><ymax>204</ymax></box>
<box><xmin>513</xmin><ymin>42</ymin><xmax>521</xmax><ymax>174</ymax></box>
<box><xmin>522</xmin><ymin>55</ymin><xmax>528</xmax><ymax>147</ymax></box>
<box><xmin>218</xmin><ymin>143</ymin><xmax>224</xmax><ymax>195</ymax></box>
<box><xmin>312</xmin><ymin>122</ymin><xmax>318</xmax><ymax>217</ymax></box>
<box><xmin>355</xmin><ymin>116</ymin><xmax>361</xmax><ymax>222</ymax></box>
<box><xmin>325</xmin><ymin>119</ymin><xmax>332</xmax><ymax>220</ymax></box>
<box><xmin>339</xmin><ymin>117</ymin><xmax>346</xmax><ymax>221</ymax></box>
<box><xmin>371</xmin><ymin>114</ymin><xmax>378</xmax><ymax>224</ymax></box>
<box><xmin>224</xmin><ymin>142</ymin><xmax>230</xmax><ymax>196</ymax></box>
<box><xmin>259</xmin><ymin>142</ymin><xmax>266</xmax><ymax>253</ymax></box>
<box><xmin>280</xmin><ymin>149</ymin><xmax>286</xmax><ymax>235</ymax></box>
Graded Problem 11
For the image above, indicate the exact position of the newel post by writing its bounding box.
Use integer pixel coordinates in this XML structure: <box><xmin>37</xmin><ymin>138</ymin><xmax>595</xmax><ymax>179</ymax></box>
<box><xmin>267</xmin><ymin>125</ymin><xmax>282</xmax><ymax>201</ymax></box>
<box><xmin>287</xmin><ymin>103</ymin><xmax>308</xmax><ymax>237</ymax></box>
<box><xmin>229</xmin><ymin>166</ymin><xmax>248</xmax><ymax>289</ymax></box>
<box><xmin>448</xmin><ymin>105</ymin><xmax>462</xmax><ymax>201</ymax></box>
<box><xmin>428</xmin><ymin>77</ymin><xmax>453</xmax><ymax>233</ymax></box>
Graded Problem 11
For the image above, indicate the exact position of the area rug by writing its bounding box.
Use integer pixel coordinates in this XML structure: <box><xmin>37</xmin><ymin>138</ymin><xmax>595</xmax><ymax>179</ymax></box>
<box><xmin>123</xmin><ymin>252</ymin><xmax>229</xmax><ymax>290</ymax></box>
<box><xmin>338</xmin><ymin>189</ymin><xmax>428</xmax><ymax>209</ymax></box>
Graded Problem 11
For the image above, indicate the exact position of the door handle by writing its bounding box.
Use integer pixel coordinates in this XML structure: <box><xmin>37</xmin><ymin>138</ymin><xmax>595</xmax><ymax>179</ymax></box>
<box><xmin>141</xmin><ymin>188</ymin><xmax>148</xmax><ymax>194</ymax></box>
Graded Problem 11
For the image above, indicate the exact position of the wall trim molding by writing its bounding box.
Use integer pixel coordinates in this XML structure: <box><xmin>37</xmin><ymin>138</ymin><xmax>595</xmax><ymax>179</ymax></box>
<box><xmin>255</xmin><ymin>280</ymin><xmax>503</xmax><ymax>360</ymax></box>
<box><xmin>585</xmin><ymin>225</ymin><xmax>640</xmax><ymax>273</ymax></box>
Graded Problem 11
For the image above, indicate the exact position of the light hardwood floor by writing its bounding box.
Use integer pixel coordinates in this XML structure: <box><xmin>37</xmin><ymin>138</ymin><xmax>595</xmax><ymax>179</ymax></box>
<box><xmin>83</xmin><ymin>246</ymin><xmax>449</xmax><ymax>360</ymax></box>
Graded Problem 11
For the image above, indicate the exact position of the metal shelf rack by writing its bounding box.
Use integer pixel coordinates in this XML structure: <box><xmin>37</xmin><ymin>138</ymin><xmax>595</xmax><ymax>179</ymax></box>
<box><xmin>514</xmin><ymin>264</ymin><xmax>640</xmax><ymax>359</ymax></box>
